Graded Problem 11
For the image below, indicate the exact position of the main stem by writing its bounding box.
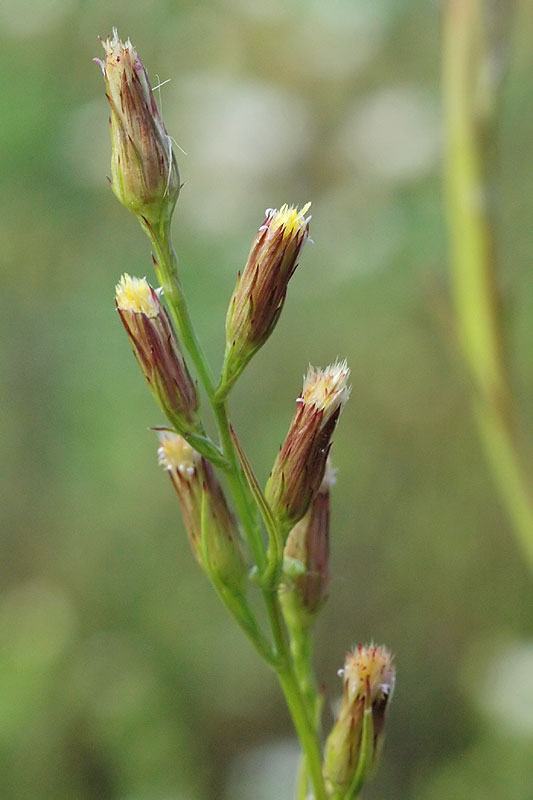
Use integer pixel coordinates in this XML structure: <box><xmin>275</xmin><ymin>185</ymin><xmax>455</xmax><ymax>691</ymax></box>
<box><xmin>277</xmin><ymin>665</ymin><xmax>327</xmax><ymax>800</ymax></box>
<box><xmin>267</xmin><ymin>594</ymin><xmax>326</xmax><ymax>800</ymax></box>
<box><xmin>144</xmin><ymin>218</ymin><xmax>265</xmax><ymax>569</ymax></box>
<box><xmin>293</xmin><ymin>627</ymin><xmax>321</xmax><ymax>799</ymax></box>
<box><xmin>443</xmin><ymin>0</ymin><xmax>533</xmax><ymax>571</ymax></box>
<box><xmin>145</xmin><ymin>217</ymin><xmax>327</xmax><ymax>799</ymax></box>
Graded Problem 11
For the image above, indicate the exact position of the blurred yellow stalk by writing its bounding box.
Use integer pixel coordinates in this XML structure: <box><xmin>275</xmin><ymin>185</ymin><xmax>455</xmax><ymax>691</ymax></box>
<box><xmin>443</xmin><ymin>0</ymin><xmax>533</xmax><ymax>570</ymax></box>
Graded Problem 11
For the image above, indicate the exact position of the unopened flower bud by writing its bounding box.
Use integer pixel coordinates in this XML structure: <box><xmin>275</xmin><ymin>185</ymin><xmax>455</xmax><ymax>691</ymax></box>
<box><xmin>282</xmin><ymin>460</ymin><xmax>334</xmax><ymax>617</ymax></box>
<box><xmin>96</xmin><ymin>30</ymin><xmax>180</xmax><ymax>226</ymax></box>
<box><xmin>323</xmin><ymin>645</ymin><xmax>395</xmax><ymax>797</ymax></box>
<box><xmin>158</xmin><ymin>432</ymin><xmax>246</xmax><ymax>591</ymax></box>
<box><xmin>220</xmin><ymin>203</ymin><xmax>311</xmax><ymax>395</ymax></box>
<box><xmin>266</xmin><ymin>361</ymin><xmax>350</xmax><ymax>535</ymax></box>
<box><xmin>115</xmin><ymin>274</ymin><xmax>199</xmax><ymax>433</ymax></box>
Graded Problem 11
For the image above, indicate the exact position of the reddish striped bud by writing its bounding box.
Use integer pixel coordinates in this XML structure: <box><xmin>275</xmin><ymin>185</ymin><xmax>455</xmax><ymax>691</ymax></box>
<box><xmin>158</xmin><ymin>433</ymin><xmax>246</xmax><ymax>592</ymax></box>
<box><xmin>282</xmin><ymin>460</ymin><xmax>334</xmax><ymax>617</ymax></box>
<box><xmin>220</xmin><ymin>203</ymin><xmax>311</xmax><ymax>395</ymax></box>
<box><xmin>96</xmin><ymin>30</ymin><xmax>180</xmax><ymax>226</ymax></box>
<box><xmin>323</xmin><ymin>645</ymin><xmax>395</xmax><ymax>796</ymax></box>
<box><xmin>115</xmin><ymin>274</ymin><xmax>199</xmax><ymax>433</ymax></box>
<box><xmin>265</xmin><ymin>361</ymin><xmax>350</xmax><ymax>535</ymax></box>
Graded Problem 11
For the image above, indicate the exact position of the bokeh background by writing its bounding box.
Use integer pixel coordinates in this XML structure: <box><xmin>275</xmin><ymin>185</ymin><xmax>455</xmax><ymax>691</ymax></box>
<box><xmin>2</xmin><ymin>0</ymin><xmax>533</xmax><ymax>798</ymax></box>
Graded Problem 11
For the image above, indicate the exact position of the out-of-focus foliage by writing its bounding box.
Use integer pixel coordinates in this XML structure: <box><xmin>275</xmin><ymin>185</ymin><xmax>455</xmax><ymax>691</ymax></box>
<box><xmin>1</xmin><ymin>1</ymin><xmax>533</xmax><ymax>798</ymax></box>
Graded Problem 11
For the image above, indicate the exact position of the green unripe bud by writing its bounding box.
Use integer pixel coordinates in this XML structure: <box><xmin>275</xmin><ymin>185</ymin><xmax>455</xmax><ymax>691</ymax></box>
<box><xmin>324</xmin><ymin>644</ymin><xmax>395</xmax><ymax>798</ymax></box>
<box><xmin>158</xmin><ymin>433</ymin><xmax>246</xmax><ymax>594</ymax></box>
<box><xmin>97</xmin><ymin>30</ymin><xmax>180</xmax><ymax>227</ymax></box>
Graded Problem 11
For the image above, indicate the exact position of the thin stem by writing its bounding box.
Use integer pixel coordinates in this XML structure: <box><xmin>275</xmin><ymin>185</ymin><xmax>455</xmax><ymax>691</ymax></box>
<box><xmin>282</xmin><ymin>596</ymin><xmax>323</xmax><ymax>800</ymax></box>
<box><xmin>142</xmin><ymin>218</ymin><xmax>216</xmax><ymax>397</ymax></box>
<box><xmin>290</xmin><ymin>622</ymin><xmax>319</xmax><ymax>713</ymax></box>
<box><xmin>276</xmin><ymin>664</ymin><xmax>327</xmax><ymax>800</ymax></box>
<box><xmin>296</xmin><ymin>759</ymin><xmax>309</xmax><ymax>800</ymax></box>
<box><xmin>142</xmin><ymin>218</ymin><xmax>266</xmax><ymax>568</ymax></box>
<box><xmin>142</xmin><ymin>217</ymin><xmax>327</xmax><ymax>798</ymax></box>
<box><xmin>474</xmin><ymin>400</ymin><xmax>533</xmax><ymax>567</ymax></box>
<box><xmin>199</xmin><ymin>492</ymin><xmax>276</xmax><ymax>667</ymax></box>
<box><xmin>218</xmin><ymin>584</ymin><xmax>277</xmax><ymax>666</ymax></box>
<box><xmin>213</xmin><ymin>398</ymin><xmax>267</xmax><ymax>572</ymax></box>
<box><xmin>230</xmin><ymin>424</ymin><xmax>283</xmax><ymax>582</ymax></box>
<box><xmin>443</xmin><ymin>0</ymin><xmax>533</xmax><ymax>571</ymax></box>
<box><xmin>262</xmin><ymin>589</ymin><xmax>326</xmax><ymax>800</ymax></box>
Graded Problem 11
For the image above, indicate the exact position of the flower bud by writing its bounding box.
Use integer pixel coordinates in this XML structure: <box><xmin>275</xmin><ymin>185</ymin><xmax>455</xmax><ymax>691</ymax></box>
<box><xmin>282</xmin><ymin>460</ymin><xmax>334</xmax><ymax>617</ymax></box>
<box><xmin>158</xmin><ymin>432</ymin><xmax>246</xmax><ymax>592</ymax></box>
<box><xmin>323</xmin><ymin>645</ymin><xmax>395</xmax><ymax>797</ymax></box>
<box><xmin>96</xmin><ymin>30</ymin><xmax>180</xmax><ymax>226</ymax></box>
<box><xmin>115</xmin><ymin>274</ymin><xmax>199</xmax><ymax>433</ymax></box>
<box><xmin>220</xmin><ymin>203</ymin><xmax>311</xmax><ymax>395</ymax></box>
<box><xmin>265</xmin><ymin>361</ymin><xmax>350</xmax><ymax>535</ymax></box>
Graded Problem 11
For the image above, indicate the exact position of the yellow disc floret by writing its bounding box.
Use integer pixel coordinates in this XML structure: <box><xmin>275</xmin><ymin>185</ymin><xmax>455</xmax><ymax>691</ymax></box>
<box><xmin>115</xmin><ymin>273</ymin><xmax>160</xmax><ymax>317</ymax></box>
<box><xmin>269</xmin><ymin>202</ymin><xmax>311</xmax><ymax>239</ymax></box>
<box><xmin>157</xmin><ymin>432</ymin><xmax>197</xmax><ymax>473</ymax></box>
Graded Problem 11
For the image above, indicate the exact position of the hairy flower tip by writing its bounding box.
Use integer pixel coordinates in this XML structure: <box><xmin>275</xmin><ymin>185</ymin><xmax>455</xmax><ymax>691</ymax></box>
<box><xmin>156</xmin><ymin>432</ymin><xmax>246</xmax><ymax>590</ymax></box>
<box><xmin>267</xmin><ymin>202</ymin><xmax>311</xmax><ymax>239</ymax></box>
<box><xmin>265</xmin><ymin>362</ymin><xmax>350</xmax><ymax>534</ymax></box>
<box><xmin>99</xmin><ymin>27</ymin><xmax>134</xmax><ymax>63</ymax></box>
<box><xmin>343</xmin><ymin>644</ymin><xmax>396</xmax><ymax>705</ymax></box>
<box><xmin>157</xmin><ymin>431</ymin><xmax>196</xmax><ymax>473</ymax></box>
<box><xmin>115</xmin><ymin>276</ymin><xmax>199</xmax><ymax>431</ymax></box>
<box><xmin>301</xmin><ymin>360</ymin><xmax>351</xmax><ymax>421</ymax></box>
<box><xmin>323</xmin><ymin>644</ymin><xmax>395</xmax><ymax>796</ymax></box>
<box><xmin>115</xmin><ymin>273</ymin><xmax>160</xmax><ymax>317</ymax></box>
<box><xmin>219</xmin><ymin>203</ymin><xmax>311</xmax><ymax>396</ymax></box>
<box><xmin>97</xmin><ymin>29</ymin><xmax>180</xmax><ymax>225</ymax></box>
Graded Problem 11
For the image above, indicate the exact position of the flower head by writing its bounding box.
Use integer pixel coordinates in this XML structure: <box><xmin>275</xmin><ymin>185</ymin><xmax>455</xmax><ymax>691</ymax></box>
<box><xmin>323</xmin><ymin>644</ymin><xmax>395</xmax><ymax>796</ymax></box>
<box><xmin>265</xmin><ymin>361</ymin><xmax>350</xmax><ymax>535</ymax></box>
<box><xmin>158</xmin><ymin>432</ymin><xmax>246</xmax><ymax>591</ymax></box>
<box><xmin>220</xmin><ymin>203</ymin><xmax>311</xmax><ymax>395</ymax></box>
<box><xmin>96</xmin><ymin>30</ymin><xmax>180</xmax><ymax>225</ymax></box>
<box><xmin>115</xmin><ymin>274</ymin><xmax>198</xmax><ymax>432</ymax></box>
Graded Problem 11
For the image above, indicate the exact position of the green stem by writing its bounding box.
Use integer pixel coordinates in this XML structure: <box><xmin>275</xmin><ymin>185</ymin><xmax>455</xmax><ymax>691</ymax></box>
<box><xmin>474</xmin><ymin>400</ymin><xmax>533</xmax><ymax>568</ymax></box>
<box><xmin>276</xmin><ymin>663</ymin><xmax>327</xmax><ymax>800</ymax></box>
<box><xmin>218</xmin><ymin>583</ymin><xmax>277</xmax><ymax>666</ymax></box>
<box><xmin>226</xmin><ymin>415</ymin><xmax>323</xmax><ymax>795</ymax></box>
<box><xmin>172</xmin><ymin>427</ymin><xmax>227</xmax><ymax>469</ymax></box>
<box><xmin>142</xmin><ymin>217</ymin><xmax>216</xmax><ymax>396</ymax></box>
<box><xmin>296</xmin><ymin>759</ymin><xmax>309</xmax><ymax>800</ymax></box>
<box><xmin>142</xmin><ymin>218</ymin><xmax>266</xmax><ymax>569</ymax></box>
<box><xmin>263</xmin><ymin>589</ymin><xmax>326</xmax><ymax>800</ymax></box>
<box><xmin>141</xmin><ymin>216</ymin><xmax>327</xmax><ymax>799</ymax></box>
<box><xmin>198</xmin><ymin>492</ymin><xmax>276</xmax><ymax>667</ymax></box>
<box><xmin>291</xmin><ymin>622</ymin><xmax>319</xmax><ymax>713</ymax></box>
<box><xmin>282</xmin><ymin>596</ymin><xmax>323</xmax><ymax>800</ymax></box>
<box><xmin>212</xmin><ymin>398</ymin><xmax>267</xmax><ymax>572</ymax></box>
<box><xmin>229</xmin><ymin>424</ymin><xmax>284</xmax><ymax>583</ymax></box>
<box><xmin>443</xmin><ymin>0</ymin><xmax>533</xmax><ymax>571</ymax></box>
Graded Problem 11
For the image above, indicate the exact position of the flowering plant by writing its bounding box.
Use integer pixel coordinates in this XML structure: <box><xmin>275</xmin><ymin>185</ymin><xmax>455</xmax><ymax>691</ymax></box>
<box><xmin>96</xmin><ymin>30</ymin><xmax>394</xmax><ymax>800</ymax></box>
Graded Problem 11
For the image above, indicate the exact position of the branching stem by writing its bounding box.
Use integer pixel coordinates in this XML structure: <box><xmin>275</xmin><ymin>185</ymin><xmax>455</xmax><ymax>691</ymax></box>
<box><xmin>141</xmin><ymin>216</ymin><xmax>328</xmax><ymax>800</ymax></box>
<box><xmin>443</xmin><ymin>0</ymin><xmax>533</xmax><ymax>571</ymax></box>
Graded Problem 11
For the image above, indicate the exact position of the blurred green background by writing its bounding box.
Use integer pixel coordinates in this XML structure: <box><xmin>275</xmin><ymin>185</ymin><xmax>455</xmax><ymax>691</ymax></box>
<box><xmin>1</xmin><ymin>0</ymin><xmax>533</xmax><ymax>798</ymax></box>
